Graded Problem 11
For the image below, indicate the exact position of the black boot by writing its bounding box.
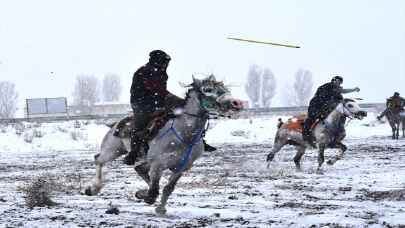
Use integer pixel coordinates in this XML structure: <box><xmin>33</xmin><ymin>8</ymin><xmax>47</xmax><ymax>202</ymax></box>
<box><xmin>124</xmin><ymin>136</ymin><xmax>141</xmax><ymax>165</ymax></box>
<box><xmin>123</xmin><ymin>151</ymin><xmax>137</xmax><ymax>165</ymax></box>
<box><xmin>203</xmin><ymin>140</ymin><xmax>217</xmax><ymax>152</ymax></box>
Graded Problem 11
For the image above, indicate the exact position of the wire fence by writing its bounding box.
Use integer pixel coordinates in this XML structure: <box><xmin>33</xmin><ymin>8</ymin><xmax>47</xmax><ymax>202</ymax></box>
<box><xmin>0</xmin><ymin>103</ymin><xmax>385</xmax><ymax>124</ymax></box>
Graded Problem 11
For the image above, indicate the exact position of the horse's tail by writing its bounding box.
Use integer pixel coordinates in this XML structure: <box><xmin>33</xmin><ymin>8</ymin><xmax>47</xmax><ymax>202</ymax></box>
<box><xmin>106</xmin><ymin>122</ymin><xmax>116</xmax><ymax>128</ymax></box>
<box><xmin>277</xmin><ymin>118</ymin><xmax>284</xmax><ymax>129</ymax></box>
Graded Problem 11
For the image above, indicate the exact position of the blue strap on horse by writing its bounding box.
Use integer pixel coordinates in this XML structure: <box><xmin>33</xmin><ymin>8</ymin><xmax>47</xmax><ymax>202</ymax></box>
<box><xmin>157</xmin><ymin>119</ymin><xmax>208</xmax><ymax>172</ymax></box>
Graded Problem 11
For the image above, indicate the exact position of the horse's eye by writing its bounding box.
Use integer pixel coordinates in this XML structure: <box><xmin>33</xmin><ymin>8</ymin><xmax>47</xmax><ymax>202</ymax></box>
<box><xmin>203</xmin><ymin>87</ymin><xmax>213</xmax><ymax>93</ymax></box>
<box><xmin>347</xmin><ymin>104</ymin><xmax>354</xmax><ymax>108</ymax></box>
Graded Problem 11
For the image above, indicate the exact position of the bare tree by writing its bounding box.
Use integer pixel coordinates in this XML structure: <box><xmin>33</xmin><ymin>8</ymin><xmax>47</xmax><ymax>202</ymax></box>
<box><xmin>284</xmin><ymin>69</ymin><xmax>314</xmax><ymax>106</ymax></box>
<box><xmin>0</xmin><ymin>81</ymin><xmax>18</xmax><ymax>118</ymax></box>
<box><xmin>102</xmin><ymin>74</ymin><xmax>122</xmax><ymax>102</ymax></box>
<box><xmin>245</xmin><ymin>65</ymin><xmax>261</xmax><ymax>108</ymax></box>
<box><xmin>261</xmin><ymin>68</ymin><xmax>277</xmax><ymax>107</ymax></box>
<box><xmin>245</xmin><ymin>65</ymin><xmax>278</xmax><ymax>108</ymax></box>
<box><xmin>72</xmin><ymin>75</ymin><xmax>100</xmax><ymax>113</ymax></box>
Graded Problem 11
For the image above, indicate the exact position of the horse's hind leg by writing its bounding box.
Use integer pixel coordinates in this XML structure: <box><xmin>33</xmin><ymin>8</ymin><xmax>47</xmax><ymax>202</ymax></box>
<box><xmin>85</xmin><ymin>139</ymin><xmax>126</xmax><ymax>196</ymax></box>
<box><xmin>293</xmin><ymin>146</ymin><xmax>306</xmax><ymax>171</ymax></box>
<box><xmin>402</xmin><ymin>120</ymin><xmax>405</xmax><ymax>138</ymax></box>
<box><xmin>266</xmin><ymin>139</ymin><xmax>287</xmax><ymax>167</ymax></box>
<box><xmin>155</xmin><ymin>172</ymin><xmax>183</xmax><ymax>215</ymax></box>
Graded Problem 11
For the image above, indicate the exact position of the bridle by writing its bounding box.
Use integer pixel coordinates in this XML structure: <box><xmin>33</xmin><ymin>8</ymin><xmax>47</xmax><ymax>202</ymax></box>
<box><xmin>182</xmin><ymin>89</ymin><xmax>233</xmax><ymax>120</ymax></box>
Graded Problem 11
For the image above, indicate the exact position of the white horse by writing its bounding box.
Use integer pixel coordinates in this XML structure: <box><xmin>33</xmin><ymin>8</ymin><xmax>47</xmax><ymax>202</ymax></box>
<box><xmin>266</xmin><ymin>99</ymin><xmax>367</xmax><ymax>173</ymax></box>
<box><xmin>85</xmin><ymin>75</ymin><xmax>243</xmax><ymax>214</ymax></box>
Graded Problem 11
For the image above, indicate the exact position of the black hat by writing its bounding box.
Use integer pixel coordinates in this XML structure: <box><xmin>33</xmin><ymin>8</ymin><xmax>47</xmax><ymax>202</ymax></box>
<box><xmin>149</xmin><ymin>50</ymin><xmax>171</xmax><ymax>62</ymax></box>
<box><xmin>394</xmin><ymin>92</ymin><xmax>400</xmax><ymax>96</ymax></box>
<box><xmin>332</xmin><ymin>75</ymin><xmax>343</xmax><ymax>83</ymax></box>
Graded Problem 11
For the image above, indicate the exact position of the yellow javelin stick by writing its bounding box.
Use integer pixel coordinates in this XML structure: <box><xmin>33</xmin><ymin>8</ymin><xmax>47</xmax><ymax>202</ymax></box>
<box><xmin>227</xmin><ymin>37</ymin><xmax>300</xmax><ymax>49</ymax></box>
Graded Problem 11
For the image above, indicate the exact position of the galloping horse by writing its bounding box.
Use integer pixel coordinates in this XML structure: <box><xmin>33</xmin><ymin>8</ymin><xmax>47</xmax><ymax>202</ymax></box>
<box><xmin>85</xmin><ymin>75</ymin><xmax>243</xmax><ymax>214</ymax></box>
<box><xmin>266</xmin><ymin>99</ymin><xmax>367</xmax><ymax>173</ymax></box>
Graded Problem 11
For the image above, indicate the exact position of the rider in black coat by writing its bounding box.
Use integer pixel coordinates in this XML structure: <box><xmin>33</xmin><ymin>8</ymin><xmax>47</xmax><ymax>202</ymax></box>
<box><xmin>117</xmin><ymin>50</ymin><xmax>216</xmax><ymax>165</ymax></box>
<box><xmin>302</xmin><ymin>76</ymin><xmax>360</xmax><ymax>147</ymax></box>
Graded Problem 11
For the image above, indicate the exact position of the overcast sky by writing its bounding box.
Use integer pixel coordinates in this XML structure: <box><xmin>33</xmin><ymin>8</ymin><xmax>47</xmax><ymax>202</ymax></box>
<box><xmin>0</xmin><ymin>0</ymin><xmax>404</xmax><ymax>111</ymax></box>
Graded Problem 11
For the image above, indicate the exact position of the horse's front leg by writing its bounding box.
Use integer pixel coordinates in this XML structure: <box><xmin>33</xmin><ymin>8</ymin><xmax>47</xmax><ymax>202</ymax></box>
<box><xmin>155</xmin><ymin>171</ymin><xmax>183</xmax><ymax>215</ymax></box>
<box><xmin>134</xmin><ymin>162</ymin><xmax>151</xmax><ymax>200</ymax></box>
<box><xmin>327</xmin><ymin>142</ymin><xmax>347</xmax><ymax>165</ymax></box>
<box><xmin>317</xmin><ymin>144</ymin><xmax>326</xmax><ymax>174</ymax></box>
<box><xmin>143</xmin><ymin>164</ymin><xmax>163</xmax><ymax>205</ymax></box>
<box><xmin>396</xmin><ymin>124</ymin><xmax>400</xmax><ymax>139</ymax></box>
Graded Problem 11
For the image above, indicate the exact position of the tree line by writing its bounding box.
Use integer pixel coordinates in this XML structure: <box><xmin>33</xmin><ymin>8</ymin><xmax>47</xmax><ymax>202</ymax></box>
<box><xmin>0</xmin><ymin>74</ymin><xmax>122</xmax><ymax>118</ymax></box>
<box><xmin>245</xmin><ymin>64</ymin><xmax>314</xmax><ymax>108</ymax></box>
<box><xmin>0</xmin><ymin>65</ymin><xmax>314</xmax><ymax>118</ymax></box>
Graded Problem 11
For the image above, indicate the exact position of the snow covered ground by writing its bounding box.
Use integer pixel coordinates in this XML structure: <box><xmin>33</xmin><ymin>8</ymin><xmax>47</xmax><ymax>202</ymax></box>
<box><xmin>1</xmin><ymin>113</ymin><xmax>405</xmax><ymax>227</ymax></box>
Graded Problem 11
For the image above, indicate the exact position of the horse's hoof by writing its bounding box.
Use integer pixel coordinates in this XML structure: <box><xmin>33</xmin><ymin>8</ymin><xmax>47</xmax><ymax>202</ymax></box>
<box><xmin>84</xmin><ymin>187</ymin><xmax>93</xmax><ymax>196</ymax></box>
<box><xmin>327</xmin><ymin>160</ymin><xmax>334</xmax><ymax>165</ymax></box>
<box><xmin>144</xmin><ymin>196</ymin><xmax>157</xmax><ymax>205</ymax></box>
<box><xmin>135</xmin><ymin>189</ymin><xmax>148</xmax><ymax>200</ymax></box>
<box><xmin>155</xmin><ymin>206</ymin><xmax>167</xmax><ymax>215</ymax></box>
<box><xmin>84</xmin><ymin>186</ymin><xmax>97</xmax><ymax>196</ymax></box>
<box><xmin>316</xmin><ymin>169</ymin><xmax>324</xmax><ymax>175</ymax></box>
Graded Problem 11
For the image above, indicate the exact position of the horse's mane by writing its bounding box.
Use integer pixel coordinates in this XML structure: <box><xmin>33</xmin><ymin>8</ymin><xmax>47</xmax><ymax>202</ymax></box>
<box><xmin>183</xmin><ymin>78</ymin><xmax>227</xmax><ymax>101</ymax></box>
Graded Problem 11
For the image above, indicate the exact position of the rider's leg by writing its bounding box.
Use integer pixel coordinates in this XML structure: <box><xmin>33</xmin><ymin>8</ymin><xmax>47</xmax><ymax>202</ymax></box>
<box><xmin>303</xmin><ymin>104</ymin><xmax>318</xmax><ymax>147</ymax></box>
<box><xmin>124</xmin><ymin>112</ymin><xmax>153</xmax><ymax>165</ymax></box>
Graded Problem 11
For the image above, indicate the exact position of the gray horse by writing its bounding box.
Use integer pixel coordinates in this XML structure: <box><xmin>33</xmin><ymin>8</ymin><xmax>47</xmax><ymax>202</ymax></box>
<box><xmin>380</xmin><ymin>109</ymin><xmax>405</xmax><ymax>139</ymax></box>
<box><xmin>85</xmin><ymin>75</ymin><xmax>243</xmax><ymax>214</ymax></box>
<box><xmin>266</xmin><ymin>99</ymin><xmax>367</xmax><ymax>173</ymax></box>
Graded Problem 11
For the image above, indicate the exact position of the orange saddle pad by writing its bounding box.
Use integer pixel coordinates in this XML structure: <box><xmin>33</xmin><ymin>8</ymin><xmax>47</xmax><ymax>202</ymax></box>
<box><xmin>281</xmin><ymin>113</ymin><xmax>307</xmax><ymax>132</ymax></box>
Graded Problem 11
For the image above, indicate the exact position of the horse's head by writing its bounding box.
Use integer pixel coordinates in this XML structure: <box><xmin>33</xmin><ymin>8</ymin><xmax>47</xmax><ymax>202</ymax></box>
<box><xmin>341</xmin><ymin>99</ymin><xmax>367</xmax><ymax>120</ymax></box>
<box><xmin>189</xmin><ymin>75</ymin><xmax>244</xmax><ymax>115</ymax></box>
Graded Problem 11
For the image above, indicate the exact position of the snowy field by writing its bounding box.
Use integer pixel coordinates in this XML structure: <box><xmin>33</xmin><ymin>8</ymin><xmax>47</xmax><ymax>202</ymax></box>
<box><xmin>1</xmin><ymin>113</ymin><xmax>405</xmax><ymax>227</ymax></box>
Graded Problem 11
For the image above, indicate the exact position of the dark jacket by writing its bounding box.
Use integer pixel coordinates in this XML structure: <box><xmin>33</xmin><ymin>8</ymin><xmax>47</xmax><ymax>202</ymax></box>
<box><xmin>387</xmin><ymin>96</ymin><xmax>405</xmax><ymax>109</ymax></box>
<box><xmin>308</xmin><ymin>82</ymin><xmax>343</xmax><ymax>119</ymax></box>
<box><xmin>130</xmin><ymin>63</ymin><xmax>169</xmax><ymax>112</ymax></box>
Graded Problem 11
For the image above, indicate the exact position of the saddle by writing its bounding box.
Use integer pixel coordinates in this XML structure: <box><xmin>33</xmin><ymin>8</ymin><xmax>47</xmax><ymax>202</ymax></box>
<box><xmin>114</xmin><ymin>111</ymin><xmax>172</xmax><ymax>141</ymax></box>
<box><xmin>280</xmin><ymin>113</ymin><xmax>317</xmax><ymax>132</ymax></box>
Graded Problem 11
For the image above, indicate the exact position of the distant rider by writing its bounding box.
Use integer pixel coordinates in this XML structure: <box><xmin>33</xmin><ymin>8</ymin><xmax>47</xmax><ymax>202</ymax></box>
<box><xmin>302</xmin><ymin>76</ymin><xmax>360</xmax><ymax>147</ymax></box>
<box><xmin>377</xmin><ymin>92</ymin><xmax>405</xmax><ymax>120</ymax></box>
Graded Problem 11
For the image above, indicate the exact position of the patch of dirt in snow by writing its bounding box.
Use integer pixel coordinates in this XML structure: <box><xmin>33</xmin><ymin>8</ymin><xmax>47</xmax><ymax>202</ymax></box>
<box><xmin>0</xmin><ymin>138</ymin><xmax>405</xmax><ymax>227</ymax></box>
<box><xmin>359</xmin><ymin>188</ymin><xmax>405</xmax><ymax>201</ymax></box>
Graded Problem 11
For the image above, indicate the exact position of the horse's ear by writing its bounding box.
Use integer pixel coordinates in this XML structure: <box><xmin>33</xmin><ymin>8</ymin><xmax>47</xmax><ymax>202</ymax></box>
<box><xmin>208</xmin><ymin>74</ymin><xmax>216</xmax><ymax>81</ymax></box>
<box><xmin>192</xmin><ymin>75</ymin><xmax>202</xmax><ymax>88</ymax></box>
